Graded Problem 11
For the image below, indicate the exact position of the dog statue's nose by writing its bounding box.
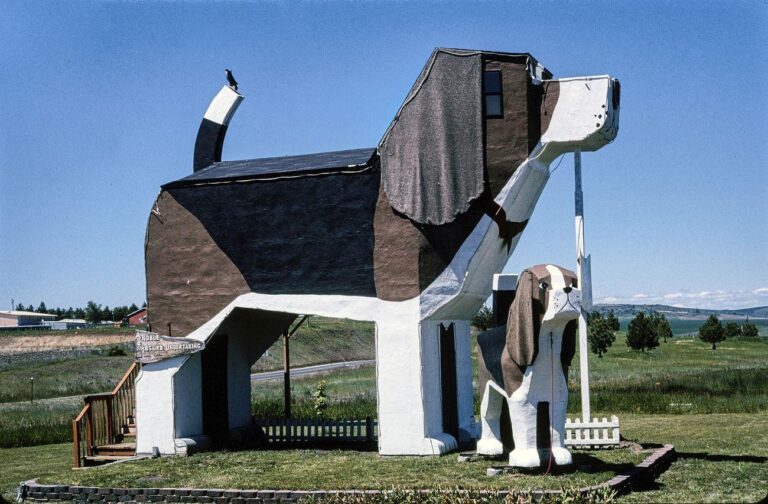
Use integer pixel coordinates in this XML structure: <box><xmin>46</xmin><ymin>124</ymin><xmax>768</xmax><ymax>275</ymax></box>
<box><xmin>563</xmin><ymin>286</ymin><xmax>572</xmax><ymax>294</ymax></box>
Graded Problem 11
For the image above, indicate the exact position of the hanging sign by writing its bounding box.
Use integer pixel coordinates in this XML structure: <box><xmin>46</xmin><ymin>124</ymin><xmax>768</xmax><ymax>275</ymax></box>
<box><xmin>135</xmin><ymin>330</ymin><xmax>205</xmax><ymax>364</ymax></box>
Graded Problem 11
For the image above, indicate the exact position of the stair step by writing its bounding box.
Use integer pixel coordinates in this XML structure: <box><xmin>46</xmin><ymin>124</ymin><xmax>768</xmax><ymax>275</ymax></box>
<box><xmin>94</xmin><ymin>442</ymin><xmax>136</xmax><ymax>457</ymax></box>
<box><xmin>84</xmin><ymin>455</ymin><xmax>134</xmax><ymax>466</ymax></box>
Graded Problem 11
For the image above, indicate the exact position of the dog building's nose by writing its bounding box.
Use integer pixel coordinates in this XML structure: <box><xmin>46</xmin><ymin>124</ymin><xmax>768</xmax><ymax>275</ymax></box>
<box><xmin>563</xmin><ymin>286</ymin><xmax>572</xmax><ymax>294</ymax></box>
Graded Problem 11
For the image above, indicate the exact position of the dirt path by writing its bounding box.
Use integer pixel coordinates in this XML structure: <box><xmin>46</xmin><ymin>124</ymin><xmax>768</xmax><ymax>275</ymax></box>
<box><xmin>0</xmin><ymin>333</ymin><xmax>134</xmax><ymax>355</ymax></box>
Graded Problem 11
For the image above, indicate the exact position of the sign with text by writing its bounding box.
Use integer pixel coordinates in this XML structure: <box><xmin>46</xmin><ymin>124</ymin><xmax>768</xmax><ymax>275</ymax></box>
<box><xmin>135</xmin><ymin>330</ymin><xmax>205</xmax><ymax>364</ymax></box>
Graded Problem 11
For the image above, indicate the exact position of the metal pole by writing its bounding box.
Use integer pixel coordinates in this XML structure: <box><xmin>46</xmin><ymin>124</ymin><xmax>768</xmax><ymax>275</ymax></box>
<box><xmin>30</xmin><ymin>377</ymin><xmax>34</xmax><ymax>404</ymax></box>
<box><xmin>574</xmin><ymin>149</ymin><xmax>591</xmax><ymax>423</ymax></box>
<box><xmin>283</xmin><ymin>332</ymin><xmax>291</xmax><ymax>419</ymax></box>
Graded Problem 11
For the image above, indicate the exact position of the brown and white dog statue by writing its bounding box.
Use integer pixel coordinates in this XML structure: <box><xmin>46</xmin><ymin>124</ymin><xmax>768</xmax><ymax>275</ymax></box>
<box><xmin>477</xmin><ymin>264</ymin><xmax>580</xmax><ymax>467</ymax></box>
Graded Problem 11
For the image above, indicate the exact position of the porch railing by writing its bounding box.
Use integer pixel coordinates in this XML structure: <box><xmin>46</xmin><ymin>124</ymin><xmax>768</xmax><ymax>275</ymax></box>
<box><xmin>72</xmin><ymin>362</ymin><xmax>139</xmax><ymax>467</ymax></box>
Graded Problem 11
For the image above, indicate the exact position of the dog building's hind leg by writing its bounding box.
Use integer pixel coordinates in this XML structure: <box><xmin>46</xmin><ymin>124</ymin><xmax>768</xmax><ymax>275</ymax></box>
<box><xmin>477</xmin><ymin>382</ymin><xmax>506</xmax><ymax>456</ymax></box>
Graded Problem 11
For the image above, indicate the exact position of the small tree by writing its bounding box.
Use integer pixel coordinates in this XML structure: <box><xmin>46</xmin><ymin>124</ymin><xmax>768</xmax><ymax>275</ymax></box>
<box><xmin>313</xmin><ymin>380</ymin><xmax>329</xmax><ymax>417</ymax></box>
<box><xmin>36</xmin><ymin>302</ymin><xmax>48</xmax><ymax>314</ymax></box>
<box><xmin>588</xmin><ymin>316</ymin><xmax>616</xmax><ymax>358</ymax></box>
<box><xmin>650</xmin><ymin>311</ymin><xmax>674</xmax><ymax>343</ymax></box>
<box><xmin>128</xmin><ymin>303</ymin><xmax>139</xmax><ymax>313</ymax></box>
<box><xmin>742</xmin><ymin>319</ymin><xmax>759</xmax><ymax>338</ymax></box>
<box><xmin>626</xmin><ymin>311</ymin><xmax>659</xmax><ymax>352</ymax></box>
<box><xmin>605</xmin><ymin>310</ymin><xmax>620</xmax><ymax>331</ymax></box>
<box><xmin>699</xmin><ymin>314</ymin><xmax>725</xmax><ymax>350</ymax></box>
<box><xmin>15</xmin><ymin>302</ymin><xmax>24</xmax><ymax>311</ymax></box>
<box><xmin>472</xmin><ymin>305</ymin><xmax>493</xmax><ymax>331</ymax></box>
<box><xmin>723</xmin><ymin>322</ymin><xmax>742</xmax><ymax>339</ymax></box>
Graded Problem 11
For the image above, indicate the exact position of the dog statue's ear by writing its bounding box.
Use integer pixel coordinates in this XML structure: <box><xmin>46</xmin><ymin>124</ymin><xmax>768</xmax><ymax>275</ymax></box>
<box><xmin>378</xmin><ymin>48</ymin><xmax>485</xmax><ymax>225</ymax></box>
<box><xmin>506</xmin><ymin>270</ymin><xmax>539</xmax><ymax>368</ymax></box>
<box><xmin>560</xmin><ymin>319</ymin><xmax>578</xmax><ymax>378</ymax></box>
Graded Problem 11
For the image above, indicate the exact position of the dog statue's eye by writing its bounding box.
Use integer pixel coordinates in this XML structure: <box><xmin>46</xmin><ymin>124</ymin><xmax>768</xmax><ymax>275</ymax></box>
<box><xmin>539</xmin><ymin>282</ymin><xmax>549</xmax><ymax>290</ymax></box>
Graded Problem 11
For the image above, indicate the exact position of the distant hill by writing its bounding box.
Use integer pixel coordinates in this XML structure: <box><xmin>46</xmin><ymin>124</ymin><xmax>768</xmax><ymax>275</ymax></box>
<box><xmin>594</xmin><ymin>304</ymin><xmax>768</xmax><ymax>320</ymax></box>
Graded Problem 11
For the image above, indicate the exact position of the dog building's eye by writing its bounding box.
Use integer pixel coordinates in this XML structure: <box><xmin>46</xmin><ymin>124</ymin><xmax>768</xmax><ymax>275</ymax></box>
<box><xmin>539</xmin><ymin>281</ymin><xmax>549</xmax><ymax>290</ymax></box>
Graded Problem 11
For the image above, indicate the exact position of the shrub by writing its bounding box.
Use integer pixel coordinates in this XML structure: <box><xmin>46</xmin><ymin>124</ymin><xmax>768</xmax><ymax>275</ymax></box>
<box><xmin>471</xmin><ymin>305</ymin><xmax>493</xmax><ymax>331</ymax></box>
<box><xmin>724</xmin><ymin>322</ymin><xmax>742</xmax><ymax>339</ymax></box>
<box><xmin>742</xmin><ymin>320</ymin><xmax>759</xmax><ymax>338</ymax></box>
<box><xmin>107</xmin><ymin>346</ymin><xmax>127</xmax><ymax>357</ymax></box>
<box><xmin>314</xmin><ymin>380</ymin><xmax>329</xmax><ymax>417</ymax></box>
<box><xmin>650</xmin><ymin>311</ymin><xmax>673</xmax><ymax>343</ymax></box>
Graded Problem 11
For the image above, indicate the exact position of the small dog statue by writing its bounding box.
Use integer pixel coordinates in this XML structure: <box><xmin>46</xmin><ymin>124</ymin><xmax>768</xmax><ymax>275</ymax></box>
<box><xmin>476</xmin><ymin>264</ymin><xmax>580</xmax><ymax>467</ymax></box>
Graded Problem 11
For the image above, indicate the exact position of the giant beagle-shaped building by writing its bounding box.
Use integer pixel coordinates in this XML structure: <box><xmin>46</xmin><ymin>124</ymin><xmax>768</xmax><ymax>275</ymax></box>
<box><xmin>136</xmin><ymin>48</ymin><xmax>620</xmax><ymax>456</ymax></box>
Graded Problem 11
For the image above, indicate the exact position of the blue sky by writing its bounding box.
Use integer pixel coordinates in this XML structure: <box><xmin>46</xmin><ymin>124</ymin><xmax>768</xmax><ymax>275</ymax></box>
<box><xmin>1</xmin><ymin>1</ymin><xmax>766</xmax><ymax>311</ymax></box>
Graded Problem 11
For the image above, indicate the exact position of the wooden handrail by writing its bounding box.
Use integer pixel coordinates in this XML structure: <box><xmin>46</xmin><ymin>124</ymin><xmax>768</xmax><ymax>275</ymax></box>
<box><xmin>111</xmin><ymin>362</ymin><xmax>138</xmax><ymax>394</ymax></box>
<box><xmin>72</xmin><ymin>362</ymin><xmax>139</xmax><ymax>468</ymax></box>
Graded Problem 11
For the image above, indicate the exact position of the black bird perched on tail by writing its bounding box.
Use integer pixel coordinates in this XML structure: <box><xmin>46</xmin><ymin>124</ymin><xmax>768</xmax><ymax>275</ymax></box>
<box><xmin>225</xmin><ymin>69</ymin><xmax>238</xmax><ymax>91</ymax></box>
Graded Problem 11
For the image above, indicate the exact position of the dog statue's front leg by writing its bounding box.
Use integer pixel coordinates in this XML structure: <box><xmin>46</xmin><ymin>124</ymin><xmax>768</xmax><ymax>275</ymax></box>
<box><xmin>507</xmin><ymin>398</ymin><xmax>541</xmax><ymax>467</ymax></box>
<box><xmin>549</xmin><ymin>398</ymin><xmax>572</xmax><ymax>465</ymax></box>
<box><xmin>477</xmin><ymin>382</ymin><xmax>505</xmax><ymax>456</ymax></box>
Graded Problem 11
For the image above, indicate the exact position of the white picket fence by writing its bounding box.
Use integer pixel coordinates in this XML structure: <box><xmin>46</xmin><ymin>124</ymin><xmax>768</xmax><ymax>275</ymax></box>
<box><xmin>564</xmin><ymin>415</ymin><xmax>620</xmax><ymax>447</ymax></box>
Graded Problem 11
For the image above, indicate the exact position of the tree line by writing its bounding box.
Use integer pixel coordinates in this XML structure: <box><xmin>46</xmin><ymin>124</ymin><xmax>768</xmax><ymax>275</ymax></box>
<box><xmin>589</xmin><ymin>310</ymin><xmax>760</xmax><ymax>355</ymax></box>
<box><xmin>472</xmin><ymin>305</ymin><xmax>761</xmax><ymax>357</ymax></box>
<box><xmin>13</xmin><ymin>300</ymin><xmax>145</xmax><ymax>324</ymax></box>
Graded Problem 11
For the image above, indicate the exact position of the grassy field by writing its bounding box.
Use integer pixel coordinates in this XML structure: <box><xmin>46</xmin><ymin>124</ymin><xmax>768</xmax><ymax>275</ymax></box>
<box><xmin>248</xmin><ymin>335</ymin><xmax>768</xmax><ymax>420</ymax></box>
<box><xmin>567</xmin><ymin>336</ymin><xmax>768</xmax><ymax>415</ymax></box>
<box><xmin>0</xmin><ymin>354</ymin><xmax>134</xmax><ymax>403</ymax></box>
<box><xmin>250</xmin><ymin>317</ymin><xmax>375</xmax><ymax>372</ymax></box>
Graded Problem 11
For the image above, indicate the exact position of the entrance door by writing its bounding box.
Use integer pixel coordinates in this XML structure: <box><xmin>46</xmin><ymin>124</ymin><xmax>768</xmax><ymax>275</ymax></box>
<box><xmin>439</xmin><ymin>323</ymin><xmax>459</xmax><ymax>439</ymax></box>
<box><xmin>202</xmin><ymin>333</ymin><xmax>229</xmax><ymax>445</ymax></box>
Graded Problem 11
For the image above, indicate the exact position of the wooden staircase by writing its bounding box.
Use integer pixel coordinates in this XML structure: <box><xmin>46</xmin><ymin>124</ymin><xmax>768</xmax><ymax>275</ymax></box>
<box><xmin>72</xmin><ymin>363</ymin><xmax>139</xmax><ymax>467</ymax></box>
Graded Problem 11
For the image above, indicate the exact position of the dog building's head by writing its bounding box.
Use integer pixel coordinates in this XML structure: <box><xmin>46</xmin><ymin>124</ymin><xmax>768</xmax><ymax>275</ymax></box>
<box><xmin>378</xmin><ymin>48</ymin><xmax>621</xmax><ymax>227</ymax></box>
<box><xmin>506</xmin><ymin>264</ymin><xmax>581</xmax><ymax>368</ymax></box>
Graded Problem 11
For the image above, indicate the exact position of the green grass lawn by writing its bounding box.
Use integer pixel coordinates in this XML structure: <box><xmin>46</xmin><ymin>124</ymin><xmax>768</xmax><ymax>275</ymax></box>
<box><xmin>1</xmin><ymin>413</ymin><xmax>764</xmax><ymax>502</ymax></box>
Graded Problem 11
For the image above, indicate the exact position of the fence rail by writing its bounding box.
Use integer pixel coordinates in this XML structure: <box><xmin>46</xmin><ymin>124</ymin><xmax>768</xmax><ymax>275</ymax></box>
<box><xmin>254</xmin><ymin>417</ymin><xmax>377</xmax><ymax>448</ymax></box>
<box><xmin>72</xmin><ymin>362</ymin><xmax>138</xmax><ymax>467</ymax></box>
<box><xmin>565</xmin><ymin>415</ymin><xmax>620</xmax><ymax>447</ymax></box>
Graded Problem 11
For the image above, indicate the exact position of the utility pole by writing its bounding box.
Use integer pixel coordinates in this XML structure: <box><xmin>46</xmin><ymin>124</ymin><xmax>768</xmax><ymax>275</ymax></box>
<box><xmin>282</xmin><ymin>331</ymin><xmax>291</xmax><ymax>419</ymax></box>
<box><xmin>574</xmin><ymin>149</ymin><xmax>592</xmax><ymax>423</ymax></box>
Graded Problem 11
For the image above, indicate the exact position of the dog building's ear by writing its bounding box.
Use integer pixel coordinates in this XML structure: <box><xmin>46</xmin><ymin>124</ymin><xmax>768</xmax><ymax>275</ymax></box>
<box><xmin>506</xmin><ymin>270</ymin><xmax>540</xmax><ymax>368</ymax></box>
<box><xmin>378</xmin><ymin>48</ymin><xmax>485</xmax><ymax>225</ymax></box>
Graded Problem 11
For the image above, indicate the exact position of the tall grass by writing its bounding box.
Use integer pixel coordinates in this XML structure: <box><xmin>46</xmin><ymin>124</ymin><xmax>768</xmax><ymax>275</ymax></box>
<box><xmin>0</xmin><ymin>354</ymin><xmax>134</xmax><ymax>403</ymax></box>
<box><xmin>0</xmin><ymin>397</ymin><xmax>81</xmax><ymax>448</ymax></box>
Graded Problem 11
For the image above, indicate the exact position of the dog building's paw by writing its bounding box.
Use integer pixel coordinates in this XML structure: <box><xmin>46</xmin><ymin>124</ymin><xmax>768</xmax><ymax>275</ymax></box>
<box><xmin>551</xmin><ymin>447</ymin><xmax>573</xmax><ymax>466</ymax></box>
<box><xmin>476</xmin><ymin>438</ymin><xmax>504</xmax><ymax>456</ymax></box>
<box><xmin>508</xmin><ymin>448</ymin><xmax>541</xmax><ymax>468</ymax></box>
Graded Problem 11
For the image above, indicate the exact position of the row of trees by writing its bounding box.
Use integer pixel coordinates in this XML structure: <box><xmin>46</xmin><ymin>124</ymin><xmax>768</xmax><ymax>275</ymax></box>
<box><xmin>13</xmin><ymin>300</ymin><xmax>144</xmax><ymax>324</ymax></box>
<box><xmin>472</xmin><ymin>306</ymin><xmax>761</xmax><ymax>356</ymax></box>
